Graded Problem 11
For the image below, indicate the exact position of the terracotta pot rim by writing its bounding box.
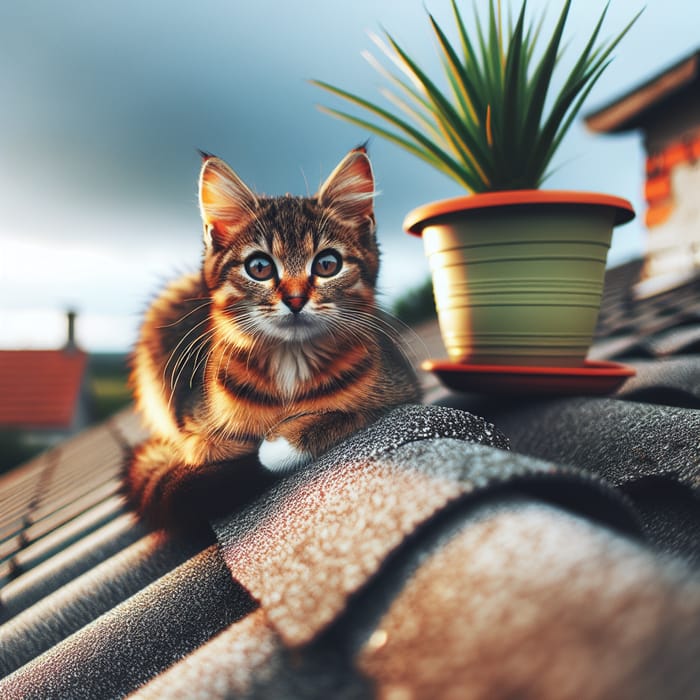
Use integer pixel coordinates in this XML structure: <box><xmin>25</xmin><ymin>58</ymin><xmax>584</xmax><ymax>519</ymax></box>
<box><xmin>403</xmin><ymin>189</ymin><xmax>636</xmax><ymax>236</ymax></box>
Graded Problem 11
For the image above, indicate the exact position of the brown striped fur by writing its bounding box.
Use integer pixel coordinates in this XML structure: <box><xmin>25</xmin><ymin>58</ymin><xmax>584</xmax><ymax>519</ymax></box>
<box><xmin>125</xmin><ymin>147</ymin><xmax>421</xmax><ymax>527</ymax></box>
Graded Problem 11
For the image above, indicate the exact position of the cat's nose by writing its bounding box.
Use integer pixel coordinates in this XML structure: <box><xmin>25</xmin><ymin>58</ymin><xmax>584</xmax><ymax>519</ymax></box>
<box><xmin>282</xmin><ymin>295</ymin><xmax>308</xmax><ymax>314</ymax></box>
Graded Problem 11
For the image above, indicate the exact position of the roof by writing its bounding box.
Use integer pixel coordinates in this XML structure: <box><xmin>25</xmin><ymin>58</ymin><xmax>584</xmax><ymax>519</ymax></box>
<box><xmin>1</xmin><ymin>261</ymin><xmax>700</xmax><ymax>698</ymax></box>
<box><xmin>585</xmin><ymin>49</ymin><xmax>700</xmax><ymax>134</ymax></box>
<box><xmin>0</xmin><ymin>350</ymin><xmax>88</xmax><ymax>429</ymax></box>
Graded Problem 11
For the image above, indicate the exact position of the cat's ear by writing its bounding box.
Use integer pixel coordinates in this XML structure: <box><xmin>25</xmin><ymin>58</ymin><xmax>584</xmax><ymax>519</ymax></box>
<box><xmin>317</xmin><ymin>146</ymin><xmax>375</xmax><ymax>226</ymax></box>
<box><xmin>198</xmin><ymin>154</ymin><xmax>258</xmax><ymax>250</ymax></box>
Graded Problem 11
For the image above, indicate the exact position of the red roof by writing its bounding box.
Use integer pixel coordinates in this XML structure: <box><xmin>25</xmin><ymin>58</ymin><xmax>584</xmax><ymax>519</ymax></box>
<box><xmin>0</xmin><ymin>350</ymin><xmax>88</xmax><ymax>429</ymax></box>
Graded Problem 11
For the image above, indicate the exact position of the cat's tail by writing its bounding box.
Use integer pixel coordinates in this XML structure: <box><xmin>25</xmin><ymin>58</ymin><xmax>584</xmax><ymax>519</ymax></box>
<box><xmin>121</xmin><ymin>438</ymin><xmax>277</xmax><ymax>532</ymax></box>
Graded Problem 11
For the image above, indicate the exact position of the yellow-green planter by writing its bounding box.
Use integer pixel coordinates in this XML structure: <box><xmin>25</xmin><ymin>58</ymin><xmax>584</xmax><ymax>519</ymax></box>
<box><xmin>405</xmin><ymin>191</ymin><xmax>635</xmax><ymax>367</ymax></box>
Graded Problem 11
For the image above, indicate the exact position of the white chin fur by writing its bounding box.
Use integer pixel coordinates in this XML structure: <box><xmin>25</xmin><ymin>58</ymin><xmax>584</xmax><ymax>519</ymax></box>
<box><xmin>266</xmin><ymin>318</ymin><xmax>326</xmax><ymax>342</ymax></box>
<box><xmin>258</xmin><ymin>436</ymin><xmax>311</xmax><ymax>473</ymax></box>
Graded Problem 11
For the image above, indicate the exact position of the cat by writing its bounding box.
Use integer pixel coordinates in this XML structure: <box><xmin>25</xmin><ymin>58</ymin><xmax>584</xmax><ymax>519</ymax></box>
<box><xmin>124</xmin><ymin>146</ymin><xmax>422</xmax><ymax>527</ymax></box>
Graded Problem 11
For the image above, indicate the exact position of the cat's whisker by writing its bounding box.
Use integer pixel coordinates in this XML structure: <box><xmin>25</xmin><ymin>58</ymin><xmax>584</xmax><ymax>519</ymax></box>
<box><xmin>166</xmin><ymin>327</ymin><xmax>218</xmax><ymax>414</ymax></box>
<box><xmin>190</xmin><ymin>345</ymin><xmax>213</xmax><ymax>388</ymax></box>
<box><xmin>345</xmin><ymin>311</ymin><xmax>404</xmax><ymax>346</ymax></box>
<box><xmin>163</xmin><ymin>315</ymin><xmax>212</xmax><ymax>387</ymax></box>
<box><xmin>167</xmin><ymin>324</ymin><xmax>215</xmax><ymax>392</ymax></box>
<box><xmin>359</xmin><ymin>319</ymin><xmax>419</xmax><ymax>366</ymax></box>
<box><xmin>333</xmin><ymin>306</ymin><xmax>421</xmax><ymax>368</ymax></box>
<box><xmin>211</xmin><ymin>312</ymin><xmax>260</xmax><ymax>385</ymax></box>
<box><xmin>170</xmin><ymin>319</ymin><xmax>216</xmax><ymax>370</ymax></box>
<box><xmin>341</xmin><ymin>299</ymin><xmax>429</xmax><ymax>359</ymax></box>
<box><xmin>186</xmin><ymin>326</ymin><xmax>221</xmax><ymax>388</ymax></box>
<box><xmin>197</xmin><ymin>335</ymin><xmax>228</xmax><ymax>396</ymax></box>
<box><xmin>203</xmin><ymin>305</ymin><xmax>265</xmax><ymax>381</ymax></box>
<box><xmin>156</xmin><ymin>299</ymin><xmax>213</xmax><ymax>328</ymax></box>
<box><xmin>375</xmin><ymin>307</ymin><xmax>431</xmax><ymax>359</ymax></box>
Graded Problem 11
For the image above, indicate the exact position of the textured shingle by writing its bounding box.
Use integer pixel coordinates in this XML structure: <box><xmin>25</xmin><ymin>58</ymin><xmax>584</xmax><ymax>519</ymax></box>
<box><xmin>1</xmin><ymin>260</ymin><xmax>699</xmax><ymax>699</ymax></box>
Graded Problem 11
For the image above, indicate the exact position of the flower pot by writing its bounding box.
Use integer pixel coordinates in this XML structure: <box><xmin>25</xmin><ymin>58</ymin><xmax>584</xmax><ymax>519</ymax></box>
<box><xmin>404</xmin><ymin>190</ymin><xmax>635</xmax><ymax>367</ymax></box>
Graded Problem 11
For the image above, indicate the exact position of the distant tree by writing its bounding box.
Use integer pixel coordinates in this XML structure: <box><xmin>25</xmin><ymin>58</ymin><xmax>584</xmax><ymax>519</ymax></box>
<box><xmin>392</xmin><ymin>276</ymin><xmax>437</xmax><ymax>326</ymax></box>
<box><xmin>88</xmin><ymin>353</ymin><xmax>132</xmax><ymax>422</ymax></box>
<box><xmin>0</xmin><ymin>431</ymin><xmax>43</xmax><ymax>475</ymax></box>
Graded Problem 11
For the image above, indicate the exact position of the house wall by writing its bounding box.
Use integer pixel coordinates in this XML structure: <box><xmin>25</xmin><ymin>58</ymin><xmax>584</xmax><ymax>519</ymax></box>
<box><xmin>644</xmin><ymin>158</ymin><xmax>700</xmax><ymax>280</ymax></box>
<box><xmin>643</xmin><ymin>91</ymin><xmax>700</xmax><ymax>153</ymax></box>
<box><xmin>642</xmin><ymin>93</ymin><xmax>700</xmax><ymax>283</ymax></box>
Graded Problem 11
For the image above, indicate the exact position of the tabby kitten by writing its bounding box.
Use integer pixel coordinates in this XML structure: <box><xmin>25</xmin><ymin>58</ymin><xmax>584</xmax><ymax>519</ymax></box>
<box><xmin>125</xmin><ymin>146</ymin><xmax>421</xmax><ymax>526</ymax></box>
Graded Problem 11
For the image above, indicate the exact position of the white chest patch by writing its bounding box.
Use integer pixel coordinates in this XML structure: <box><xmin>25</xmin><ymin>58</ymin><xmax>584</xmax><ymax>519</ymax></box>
<box><xmin>270</xmin><ymin>346</ymin><xmax>314</xmax><ymax>397</ymax></box>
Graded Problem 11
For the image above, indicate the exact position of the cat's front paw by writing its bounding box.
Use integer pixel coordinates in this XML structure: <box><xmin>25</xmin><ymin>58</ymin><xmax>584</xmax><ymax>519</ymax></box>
<box><xmin>258</xmin><ymin>437</ymin><xmax>312</xmax><ymax>473</ymax></box>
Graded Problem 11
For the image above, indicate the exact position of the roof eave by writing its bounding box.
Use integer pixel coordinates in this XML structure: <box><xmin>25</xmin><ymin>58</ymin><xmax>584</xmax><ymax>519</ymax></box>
<box><xmin>585</xmin><ymin>51</ymin><xmax>700</xmax><ymax>134</ymax></box>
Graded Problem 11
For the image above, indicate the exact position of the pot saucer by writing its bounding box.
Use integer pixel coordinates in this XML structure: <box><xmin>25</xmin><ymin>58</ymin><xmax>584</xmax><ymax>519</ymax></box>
<box><xmin>422</xmin><ymin>359</ymin><xmax>636</xmax><ymax>396</ymax></box>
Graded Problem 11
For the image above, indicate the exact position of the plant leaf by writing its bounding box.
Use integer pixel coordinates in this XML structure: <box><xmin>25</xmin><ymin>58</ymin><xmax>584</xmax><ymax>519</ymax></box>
<box><xmin>312</xmin><ymin>0</ymin><xmax>642</xmax><ymax>192</ymax></box>
<box><xmin>450</xmin><ymin>0</ymin><xmax>487</xmax><ymax>106</ymax></box>
<box><xmin>427</xmin><ymin>12</ymin><xmax>480</xmax><ymax>126</ymax></box>
<box><xmin>311</xmin><ymin>81</ymin><xmax>485</xmax><ymax>190</ymax></box>
<box><xmin>379</xmin><ymin>88</ymin><xmax>446</xmax><ymax>147</ymax></box>
<box><xmin>361</xmin><ymin>48</ymin><xmax>446</xmax><ymax>142</ymax></box>
<box><xmin>531</xmin><ymin>5</ymin><xmax>642</xmax><ymax>180</ymax></box>
<box><xmin>499</xmin><ymin>0</ymin><xmax>528</xmax><ymax>180</ymax></box>
<box><xmin>382</xmin><ymin>30</ymin><xmax>493</xmax><ymax>185</ymax></box>
<box><xmin>519</xmin><ymin>0</ymin><xmax>572</xmax><ymax>154</ymax></box>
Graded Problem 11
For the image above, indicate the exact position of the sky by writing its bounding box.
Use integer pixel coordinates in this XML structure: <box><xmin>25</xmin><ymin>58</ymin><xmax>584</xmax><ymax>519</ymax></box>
<box><xmin>1</xmin><ymin>0</ymin><xmax>698</xmax><ymax>352</ymax></box>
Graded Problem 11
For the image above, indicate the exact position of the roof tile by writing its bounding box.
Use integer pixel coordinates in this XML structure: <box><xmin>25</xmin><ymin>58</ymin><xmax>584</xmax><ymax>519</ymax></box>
<box><xmin>0</xmin><ymin>351</ymin><xmax>88</xmax><ymax>428</ymax></box>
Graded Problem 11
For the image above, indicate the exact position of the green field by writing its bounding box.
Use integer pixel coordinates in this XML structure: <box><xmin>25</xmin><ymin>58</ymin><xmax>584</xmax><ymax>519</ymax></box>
<box><xmin>88</xmin><ymin>353</ymin><xmax>132</xmax><ymax>421</ymax></box>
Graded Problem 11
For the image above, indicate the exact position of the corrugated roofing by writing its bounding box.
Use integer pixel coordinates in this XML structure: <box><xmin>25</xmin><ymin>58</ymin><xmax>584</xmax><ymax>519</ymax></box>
<box><xmin>0</xmin><ymin>350</ymin><xmax>88</xmax><ymax>429</ymax></box>
<box><xmin>1</xmin><ymin>260</ymin><xmax>700</xmax><ymax>698</ymax></box>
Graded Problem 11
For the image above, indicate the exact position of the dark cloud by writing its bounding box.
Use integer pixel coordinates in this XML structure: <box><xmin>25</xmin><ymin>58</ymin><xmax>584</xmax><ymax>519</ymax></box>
<box><xmin>1</xmin><ymin>0</ymin><xmax>698</xmax><ymax>348</ymax></box>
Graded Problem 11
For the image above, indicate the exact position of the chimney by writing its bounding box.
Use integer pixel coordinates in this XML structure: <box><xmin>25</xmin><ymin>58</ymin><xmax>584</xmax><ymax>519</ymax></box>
<box><xmin>65</xmin><ymin>309</ymin><xmax>78</xmax><ymax>352</ymax></box>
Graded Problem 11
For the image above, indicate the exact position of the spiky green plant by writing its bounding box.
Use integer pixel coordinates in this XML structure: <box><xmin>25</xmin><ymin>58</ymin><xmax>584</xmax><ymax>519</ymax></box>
<box><xmin>312</xmin><ymin>0</ymin><xmax>641</xmax><ymax>192</ymax></box>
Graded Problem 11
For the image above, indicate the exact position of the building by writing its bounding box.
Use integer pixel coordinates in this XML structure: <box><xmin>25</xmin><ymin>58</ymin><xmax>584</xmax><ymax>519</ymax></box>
<box><xmin>586</xmin><ymin>49</ymin><xmax>700</xmax><ymax>294</ymax></box>
<box><xmin>0</xmin><ymin>312</ymin><xmax>92</xmax><ymax>450</ymax></box>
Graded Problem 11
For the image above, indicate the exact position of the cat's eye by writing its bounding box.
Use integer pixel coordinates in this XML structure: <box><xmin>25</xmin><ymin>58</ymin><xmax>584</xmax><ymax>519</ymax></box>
<box><xmin>312</xmin><ymin>250</ymin><xmax>342</xmax><ymax>278</ymax></box>
<box><xmin>245</xmin><ymin>254</ymin><xmax>276</xmax><ymax>281</ymax></box>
